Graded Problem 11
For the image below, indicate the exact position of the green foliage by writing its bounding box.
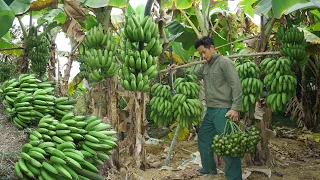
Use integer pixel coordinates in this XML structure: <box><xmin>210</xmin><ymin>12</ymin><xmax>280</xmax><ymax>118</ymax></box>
<box><xmin>0</xmin><ymin>0</ymin><xmax>15</xmax><ymax>38</ymax></box>
<box><xmin>239</xmin><ymin>0</ymin><xmax>257</xmax><ymax>18</ymax></box>
<box><xmin>160</xmin><ymin>0</ymin><xmax>193</xmax><ymax>9</ymax></box>
<box><xmin>0</xmin><ymin>60</ymin><xmax>16</xmax><ymax>82</ymax></box>
<box><xmin>8</xmin><ymin>0</ymin><xmax>32</xmax><ymax>15</ymax></box>
<box><xmin>272</xmin><ymin>0</ymin><xmax>306</xmax><ymax>18</ymax></box>
<box><xmin>37</xmin><ymin>6</ymin><xmax>67</xmax><ymax>26</ymax></box>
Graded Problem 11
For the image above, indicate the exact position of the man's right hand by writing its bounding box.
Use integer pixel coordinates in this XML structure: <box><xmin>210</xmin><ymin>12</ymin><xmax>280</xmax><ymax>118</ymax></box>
<box><xmin>167</xmin><ymin>64</ymin><xmax>177</xmax><ymax>71</ymax></box>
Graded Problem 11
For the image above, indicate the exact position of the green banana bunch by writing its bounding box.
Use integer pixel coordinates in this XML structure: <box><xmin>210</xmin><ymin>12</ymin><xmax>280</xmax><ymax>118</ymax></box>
<box><xmin>119</xmin><ymin>49</ymin><xmax>158</xmax><ymax>92</ymax></box>
<box><xmin>0</xmin><ymin>74</ymin><xmax>55</xmax><ymax>124</ymax></box>
<box><xmin>80</xmin><ymin>25</ymin><xmax>119</xmax><ymax>81</ymax></box>
<box><xmin>120</xmin><ymin>39</ymin><xmax>138</xmax><ymax>55</ymax></box>
<box><xmin>54</xmin><ymin>97</ymin><xmax>77</xmax><ymax>120</ymax></box>
<box><xmin>124</xmin><ymin>14</ymin><xmax>158</xmax><ymax>43</ymax></box>
<box><xmin>0</xmin><ymin>60</ymin><xmax>16</xmax><ymax>83</ymax></box>
<box><xmin>212</xmin><ymin>120</ymin><xmax>260</xmax><ymax>157</ymax></box>
<box><xmin>173</xmin><ymin>96</ymin><xmax>203</xmax><ymax>128</ymax></box>
<box><xmin>0</xmin><ymin>74</ymin><xmax>75</xmax><ymax>129</ymax></box>
<box><xmin>123</xmin><ymin>14</ymin><xmax>163</xmax><ymax>56</ymax></box>
<box><xmin>173</xmin><ymin>73</ymin><xmax>203</xmax><ymax>127</ymax></box>
<box><xmin>277</xmin><ymin>26</ymin><xmax>286</xmax><ymax>41</ymax></box>
<box><xmin>15</xmin><ymin>114</ymin><xmax>117</xmax><ymax>179</ymax></box>
<box><xmin>119</xmin><ymin>64</ymin><xmax>151</xmax><ymax>92</ymax></box>
<box><xmin>235</xmin><ymin>60</ymin><xmax>260</xmax><ymax>79</ymax></box>
<box><xmin>27</xmin><ymin>28</ymin><xmax>50</xmax><ymax>79</ymax></box>
<box><xmin>260</xmin><ymin>57</ymin><xmax>297</xmax><ymax>112</ymax></box>
<box><xmin>84</xmin><ymin>24</ymin><xmax>113</xmax><ymax>48</ymax></box>
<box><xmin>280</xmin><ymin>43</ymin><xmax>307</xmax><ymax>64</ymax></box>
<box><xmin>121</xmin><ymin>49</ymin><xmax>158</xmax><ymax>75</ymax></box>
<box><xmin>280</xmin><ymin>26</ymin><xmax>305</xmax><ymax>44</ymax></box>
<box><xmin>83</xmin><ymin>48</ymin><xmax>119</xmax><ymax>82</ymax></box>
<box><xmin>149</xmin><ymin>84</ymin><xmax>174</xmax><ymax>126</ymax></box>
<box><xmin>278</xmin><ymin>25</ymin><xmax>307</xmax><ymax>66</ymax></box>
<box><xmin>235</xmin><ymin>60</ymin><xmax>264</xmax><ymax>112</ymax></box>
<box><xmin>12</xmin><ymin>93</ymin><xmax>36</xmax><ymax>129</ymax></box>
<box><xmin>0</xmin><ymin>77</ymin><xmax>20</xmax><ymax>109</ymax></box>
<box><xmin>240</xmin><ymin>77</ymin><xmax>264</xmax><ymax>112</ymax></box>
<box><xmin>173</xmin><ymin>77</ymin><xmax>200</xmax><ymax>99</ymax></box>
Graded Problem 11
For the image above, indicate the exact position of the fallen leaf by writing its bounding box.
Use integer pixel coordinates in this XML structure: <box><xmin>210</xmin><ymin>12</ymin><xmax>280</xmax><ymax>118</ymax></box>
<box><xmin>242</xmin><ymin>170</ymin><xmax>252</xmax><ymax>179</ymax></box>
<box><xmin>298</xmin><ymin>133</ymin><xmax>320</xmax><ymax>143</ymax></box>
<box><xmin>243</xmin><ymin>167</ymin><xmax>272</xmax><ymax>178</ymax></box>
<box><xmin>159</xmin><ymin>166</ymin><xmax>174</xmax><ymax>171</ymax></box>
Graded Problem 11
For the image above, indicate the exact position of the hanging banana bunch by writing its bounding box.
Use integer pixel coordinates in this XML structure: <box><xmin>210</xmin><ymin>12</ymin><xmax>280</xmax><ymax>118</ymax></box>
<box><xmin>278</xmin><ymin>26</ymin><xmax>307</xmax><ymax>66</ymax></box>
<box><xmin>260</xmin><ymin>57</ymin><xmax>297</xmax><ymax>112</ymax></box>
<box><xmin>27</xmin><ymin>26</ymin><xmax>50</xmax><ymax>79</ymax></box>
<box><xmin>235</xmin><ymin>59</ymin><xmax>264</xmax><ymax>112</ymax></box>
<box><xmin>172</xmin><ymin>74</ymin><xmax>203</xmax><ymax>128</ymax></box>
<box><xmin>118</xmin><ymin>13</ymin><xmax>162</xmax><ymax>92</ymax></box>
<box><xmin>79</xmin><ymin>24</ymin><xmax>119</xmax><ymax>82</ymax></box>
<box><xmin>149</xmin><ymin>84</ymin><xmax>174</xmax><ymax>126</ymax></box>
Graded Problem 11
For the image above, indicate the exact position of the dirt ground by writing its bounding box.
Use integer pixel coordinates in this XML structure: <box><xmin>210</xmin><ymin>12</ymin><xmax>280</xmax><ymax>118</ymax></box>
<box><xmin>118</xmin><ymin>132</ymin><xmax>320</xmax><ymax>180</ymax></box>
<box><xmin>1</xmin><ymin>106</ymin><xmax>320</xmax><ymax>180</ymax></box>
<box><xmin>120</xmin><ymin>138</ymin><xmax>320</xmax><ymax>180</ymax></box>
<box><xmin>0</xmin><ymin>108</ymin><xmax>27</xmax><ymax>179</ymax></box>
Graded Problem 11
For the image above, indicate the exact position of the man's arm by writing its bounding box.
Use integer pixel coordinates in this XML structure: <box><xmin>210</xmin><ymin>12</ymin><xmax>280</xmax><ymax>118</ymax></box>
<box><xmin>192</xmin><ymin>64</ymin><xmax>204</xmax><ymax>80</ymax></box>
<box><xmin>220</xmin><ymin>58</ymin><xmax>242</xmax><ymax>112</ymax></box>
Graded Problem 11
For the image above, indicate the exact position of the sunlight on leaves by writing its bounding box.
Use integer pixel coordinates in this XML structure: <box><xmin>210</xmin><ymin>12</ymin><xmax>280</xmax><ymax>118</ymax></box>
<box><xmin>239</xmin><ymin>0</ymin><xmax>256</xmax><ymax>18</ymax></box>
<box><xmin>272</xmin><ymin>0</ymin><xmax>306</xmax><ymax>19</ymax></box>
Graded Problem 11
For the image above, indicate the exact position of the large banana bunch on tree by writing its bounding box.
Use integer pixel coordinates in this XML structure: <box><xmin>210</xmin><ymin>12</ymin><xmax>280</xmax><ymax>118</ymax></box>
<box><xmin>79</xmin><ymin>24</ymin><xmax>119</xmax><ymax>82</ymax></box>
<box><xmin>149</xmin><ymin>84</ymin><xmax>173</xmax><ymax>126</ymax></box>
<box><xmin>149</xmin><ymin>74</ymin><xmax>203</xmax><ymax>128</ymax></box>
<box><xmin>27</xmin><ymin>26</ymin><xmax>50</xmax><ymax>79</ymax></box>
<box><xmin>118</xmin><ymin>14</ymin><xmax>162</xmax><ymax>92</ymax></box>
<box><xmin>172</xmin><ymin>74</ymin><xmax>203</xmax><ymax>128</ymax></box>
<box><xmin>235</xmin><ymin>60</ymin><xmax>264</xmax><ymax>112</ymax></box>
<box><xmin>278</xmin><ymin>26</ymin><xmax>307</xmax><ymax>66</ymax></box>
<box><xmin>260</xmin><ymin>57</ymin><xmax>297</xmax><ymax>112</ymax></box>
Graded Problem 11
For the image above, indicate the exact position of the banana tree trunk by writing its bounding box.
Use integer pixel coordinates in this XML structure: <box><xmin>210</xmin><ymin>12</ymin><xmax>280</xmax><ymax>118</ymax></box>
<box><xmin>17</xmin><ymin>17</ymin><xmax>29</xmax><ymax>74</ymax></box>
<box><xmin>105</xmin><ymin>77</ymin><xmax>120</xmax><ymax>169</ymax></box>
<box><xmin>48</xmin><ymin>31</ymin><xmax>59</xmax><ymax>81</ymax></box>
<box><xmin>248</xmin><ymin>15</ymin><xmax>276</xmax><ymax>167</ymax></box>
<box><xmin>60</xmin><ymin>55</ymin><xmax>74</xmax><ymax>95</ymax></box>
<box><xmin>60</xmin><ymin>41</ymin><xmax>76</xmax><ymax>96</ymax></box>
<box><xmin>134</xmin><ymin>92</ymin><xmax>147</xmax><ymax>168</ymax></box>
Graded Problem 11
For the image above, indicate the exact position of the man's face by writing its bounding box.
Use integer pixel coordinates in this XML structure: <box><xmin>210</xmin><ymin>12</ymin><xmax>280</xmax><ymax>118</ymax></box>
<box><xmin>197</xmin><ymin>45</ymin><xmax>215</xmax><ymax>62</ymax></box>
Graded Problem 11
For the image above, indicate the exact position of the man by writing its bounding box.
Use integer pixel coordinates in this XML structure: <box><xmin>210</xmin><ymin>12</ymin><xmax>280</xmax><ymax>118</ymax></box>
<box><xmin>169</xmin><ymin>36</ymin><xmax>243</xmax><ymax>180</ymax></box>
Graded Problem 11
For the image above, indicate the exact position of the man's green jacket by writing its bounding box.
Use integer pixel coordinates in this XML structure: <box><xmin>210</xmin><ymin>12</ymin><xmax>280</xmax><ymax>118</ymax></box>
<box><xmin>193</xmin><ymin>54</ymin><xmax>242</xmax><ymax>111</ymax></box>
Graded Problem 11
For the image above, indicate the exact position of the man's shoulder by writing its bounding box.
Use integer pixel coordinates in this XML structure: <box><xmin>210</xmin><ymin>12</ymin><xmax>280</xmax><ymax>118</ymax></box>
<box><xmin>217</xmin><ymin>55</ymin><xmax>234</xmax><ymax>65</ymax></box>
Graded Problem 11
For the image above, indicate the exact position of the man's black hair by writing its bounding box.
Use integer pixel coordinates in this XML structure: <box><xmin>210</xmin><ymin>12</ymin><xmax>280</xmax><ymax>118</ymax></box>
<box><xmin>194</xmin><ymin>36</ymin><xmax>214</xmax><ymax>49</ymax></box>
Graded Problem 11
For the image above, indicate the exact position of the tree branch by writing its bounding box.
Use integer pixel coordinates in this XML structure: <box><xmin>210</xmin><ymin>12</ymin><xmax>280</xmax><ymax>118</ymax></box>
<box><xmin>158</xmin><ymin>51</ymin><xmax>280</xmax><ymax>74</ymax></box>
<box><xmin>209</xmin><ymin>15</ymin><xmax>222</xmax><ymax>37</ymax></box>
<box><xmin>180</xmin><ymin>9</ymin><xmax>202</xmax><ymax>39</ymax></box>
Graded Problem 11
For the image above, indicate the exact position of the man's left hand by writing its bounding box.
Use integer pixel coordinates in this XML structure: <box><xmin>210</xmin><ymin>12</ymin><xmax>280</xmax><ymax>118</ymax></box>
<box><xmin>225</xmin><ymin>110</ymin><xmax>239</xmax><ymax>121</ymax></box>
